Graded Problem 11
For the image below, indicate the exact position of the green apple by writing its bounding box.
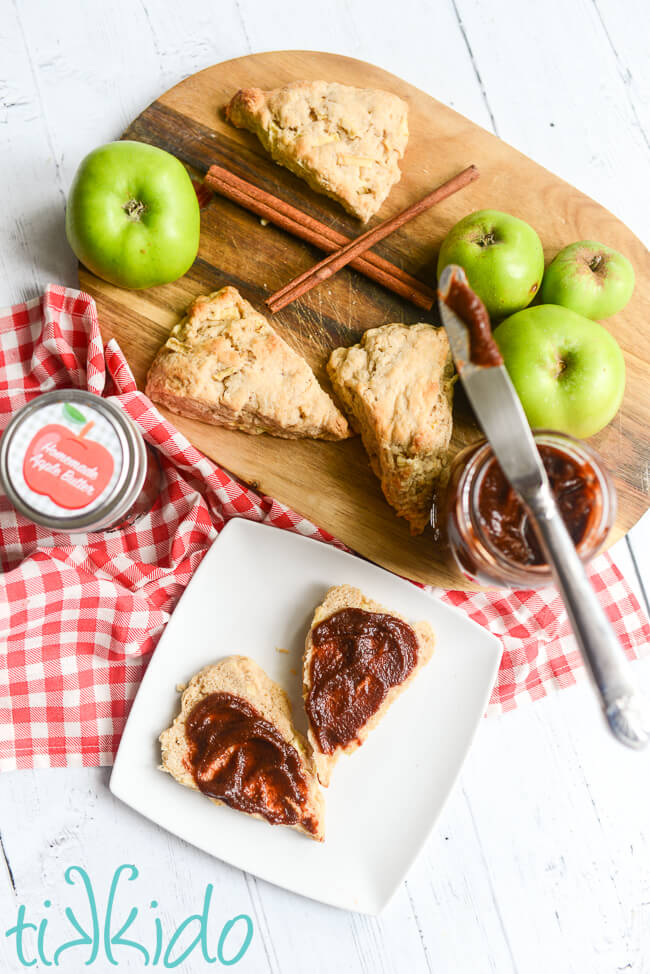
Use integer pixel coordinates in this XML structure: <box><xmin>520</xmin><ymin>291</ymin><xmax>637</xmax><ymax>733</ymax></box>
<box><xmin>494</xmin><ymin>304</ymin><xmax>625</xmax><ymax>438</ymax></box>
<box><xmin>437</xmin><ymin>209</ymin><xmax>544</xmax><ymax>320</ymax></box>
<box><xmin>66</xmin><ymin>141</ymin><xmax>200</xmax><ymax>289</ymax></box>
<box><xmin>540</xmin><ymin>240</ymin><xmax>635</xmax><ymax>319</ymax></box>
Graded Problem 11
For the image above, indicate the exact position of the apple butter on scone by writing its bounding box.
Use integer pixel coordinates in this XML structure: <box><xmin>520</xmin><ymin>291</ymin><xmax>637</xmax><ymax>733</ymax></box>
<box><xmin>303</xmin><ymin>585</ymin><xmax>435</xmax><ymax>786</ymax></box>
<box><xmin>160</xmin><ymin>656</ymin><xmax>325</xmax><ymax>840</ymax></box>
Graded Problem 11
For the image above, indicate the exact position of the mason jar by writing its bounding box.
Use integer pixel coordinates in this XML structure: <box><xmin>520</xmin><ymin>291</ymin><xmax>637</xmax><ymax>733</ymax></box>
<box><xmin>439</xmin><ymin>430</ymin><xmax>616</xmax><ymax>589</ymax></box>
<box><xmin>0</xmin><ymin>389</ymin><xmax>159</xmax><ymax>533</ymax></box>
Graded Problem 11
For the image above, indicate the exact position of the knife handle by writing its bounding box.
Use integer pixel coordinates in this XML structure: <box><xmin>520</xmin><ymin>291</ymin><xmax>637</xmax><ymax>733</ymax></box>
<box><xmin>527</xmin><ymin>493</ymin><xmax>649</xmax><ymax>749</ymax></box>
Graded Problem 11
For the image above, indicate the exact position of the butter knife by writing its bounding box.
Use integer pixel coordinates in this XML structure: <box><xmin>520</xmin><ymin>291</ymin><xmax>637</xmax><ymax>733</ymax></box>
<box><xmin>438</xmin><ymin>264</ymin><xmax>649</xmax><ymax>749</ymax></box>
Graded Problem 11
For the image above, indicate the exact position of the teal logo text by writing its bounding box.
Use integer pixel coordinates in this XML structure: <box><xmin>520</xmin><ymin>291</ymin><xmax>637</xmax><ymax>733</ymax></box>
<box><xmin>5</xmin><ymin>864</ymin><xmax>253</xmax><ymax>967</ymax></box>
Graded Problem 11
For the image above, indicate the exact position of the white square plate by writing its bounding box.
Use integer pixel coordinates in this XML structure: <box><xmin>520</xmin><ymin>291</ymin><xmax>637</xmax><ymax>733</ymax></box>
<box><xmin>110</xmin><ymin>519</ymin><xmax>501</xmax><ymax>914</ymax></box>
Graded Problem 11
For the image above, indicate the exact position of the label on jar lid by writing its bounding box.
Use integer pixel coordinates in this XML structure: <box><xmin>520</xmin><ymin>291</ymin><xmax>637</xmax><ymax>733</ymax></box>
<box><xmin>6</xmin><ymin>399</ymin><xmax>124</xmax><ymax>519</ymax></box>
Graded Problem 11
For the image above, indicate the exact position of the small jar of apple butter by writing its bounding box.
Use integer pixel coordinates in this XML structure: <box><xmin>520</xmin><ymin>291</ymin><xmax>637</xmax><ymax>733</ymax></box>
<box><xmin>0</xmin><ymin>389</ymin><xmax>160</xmax><ymax>533</ymax></box>
<box><xmin>440</xmin><ymin>431</ymin><xmax>616</xmax><ymax>588</ymax></box>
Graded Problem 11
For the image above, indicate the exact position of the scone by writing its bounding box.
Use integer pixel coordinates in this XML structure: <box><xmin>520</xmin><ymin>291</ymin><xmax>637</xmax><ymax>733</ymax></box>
<box><xmin>146</xmin><ymin>286</ymin><xmax>349</xmax><ymax>440</ymax></box>
<box><xmin>160</xmin><ymin>656</ymin><xmax>325</xmax><ymax>841</ymax></box>
<box><xmin>303</xmin><ymin>585</ymin><xmax>435</xmax><ymax>786</ymax></box>
<box><xmin>327</xmin><ymin>323</ymin><xmax>454</xmax><ymax>533</ymax></box>
<box><xmin>226</xmin><ymin>80</ymin><xmax>409</xmax><ymax>222</ymax></box>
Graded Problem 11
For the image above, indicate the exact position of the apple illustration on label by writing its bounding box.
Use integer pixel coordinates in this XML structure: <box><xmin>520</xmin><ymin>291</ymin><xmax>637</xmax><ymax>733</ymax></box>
<box><xmin>437</xmin><ymin>209</ymin><xmax>545</xmax><ymax>320</ymax></box>
<box><xmin>540</xmin><ymin>240</ymin><xmax>635</xmax><ymax>319</ymax></box>
<box><xmin>23</xmin><ymin>411</ymin><xmax>114</xmax><ymax>509</ymax></box>
<box><xmin>494</xmin><ymin>305</ymin><xmax>626</xmax><ymax>438</ymax></box>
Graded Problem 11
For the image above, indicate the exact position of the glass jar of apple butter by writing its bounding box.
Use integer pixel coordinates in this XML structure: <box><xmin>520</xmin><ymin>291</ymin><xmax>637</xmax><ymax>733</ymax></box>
<box><xmin>439</xmin><ymin>431</ymin><xmax>616</xmax><ymax>588</ymax></box>
<box><xmin>0</xmin><ymin>389</ymin><xmax>160</xmax><ymax>533</ymax></box>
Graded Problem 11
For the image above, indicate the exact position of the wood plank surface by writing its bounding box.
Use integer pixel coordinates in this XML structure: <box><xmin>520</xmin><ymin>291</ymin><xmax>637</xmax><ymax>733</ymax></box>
<box><xmin>79</xmin><ymin>50</ymin><xmax>650</xmax><ymax>589</ymax></box>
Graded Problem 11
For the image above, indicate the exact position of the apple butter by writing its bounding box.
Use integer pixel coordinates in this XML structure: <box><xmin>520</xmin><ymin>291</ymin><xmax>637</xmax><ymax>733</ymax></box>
<box><xmin>185</xmin><ymin>692</ymin><xmax>317</xmax><ymax>834</ymax></box>
<box><xmin>441</xmin><ymin>269</ymin><xmax>503</xmax><ymax>367</ymax></box>
<box><xmin>306</xmin><ymin>608</ymin><xmax>418</xmax><ymax>753</ymax></box>
<box><xmin>477</xmin><ymin>444</ymin><xmax>599</xmax><ymax>565</ymax></box>
<box><xmin>442</xmin><ymin>431</ymin><xmax>615</xmax><ymax>588</ymax></box>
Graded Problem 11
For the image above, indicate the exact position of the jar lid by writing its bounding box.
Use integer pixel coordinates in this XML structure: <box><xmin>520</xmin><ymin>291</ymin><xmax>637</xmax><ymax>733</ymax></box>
<box><xmin>0</xmin><ymin>390</ymin><xmax>145</xmax><ymax>532</ymax></box>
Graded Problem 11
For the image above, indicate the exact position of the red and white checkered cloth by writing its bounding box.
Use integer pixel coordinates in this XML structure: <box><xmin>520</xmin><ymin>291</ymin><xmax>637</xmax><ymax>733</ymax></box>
<box><xmin>0</xmin><ymin>286</ymin><xmax>648</xmax><ymax>771</ymax></box>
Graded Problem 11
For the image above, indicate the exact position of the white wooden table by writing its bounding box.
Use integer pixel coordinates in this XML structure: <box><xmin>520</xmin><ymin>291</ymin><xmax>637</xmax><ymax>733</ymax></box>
<box><xmin>1</xmin><ymin>1</ymin><xmax>649</xmax><ymax>971</ymax></box>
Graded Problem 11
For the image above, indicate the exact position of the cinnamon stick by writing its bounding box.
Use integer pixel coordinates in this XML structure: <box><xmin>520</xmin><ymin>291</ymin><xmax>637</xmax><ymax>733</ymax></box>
<box><xmin>266</xmin><ymin>165</ymin><xmax>479</xmax><ymax>314</ymax></box>
<box><xmin>204</xmin><ymin>165</ymin><xmax>437</xmax><ymax>311</ymax></box>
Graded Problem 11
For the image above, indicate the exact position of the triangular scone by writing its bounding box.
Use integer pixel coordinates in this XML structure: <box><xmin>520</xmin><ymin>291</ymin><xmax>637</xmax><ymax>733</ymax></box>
<box><xmin>303</xmin><ymin>585</ymin><xmax>435</xmax><ymax>786</ymax></box>
<box><xmin>160</xmin><ymin>656</ymin><xmax>325</xmax><ymax>841</ymax></box>
<box><xmin>226</xmin><ymin>80</ymin><xmax>409</xmax><ymax>222</ymax></box>
<box><xmin>327</xmin><ymin>323</ymin><xmax>454</xmax><ymax>533</ymax></box>
<box><xmin>146</xmin><ymin>286</ymin><xmax>349</xmax><ymax>440</ymax></box>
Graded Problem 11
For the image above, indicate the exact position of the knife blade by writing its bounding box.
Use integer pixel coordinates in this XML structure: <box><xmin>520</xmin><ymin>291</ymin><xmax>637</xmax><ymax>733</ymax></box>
<box><xmin>437</xmin><ymin>264</ymin><xmax>547</xmax><ymax>502</ymax></box>
<box><xmin>437</xmin><ymin>264</ymin><xmax>649</xmax><ymax>749</ymax></box>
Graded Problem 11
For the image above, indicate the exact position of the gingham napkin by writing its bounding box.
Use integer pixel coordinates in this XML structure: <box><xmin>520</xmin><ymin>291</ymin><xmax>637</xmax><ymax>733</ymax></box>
<box><xmin>0</xmin><ymin>286</ymin><xmax>648</xmax><ymax>771</ymax></box>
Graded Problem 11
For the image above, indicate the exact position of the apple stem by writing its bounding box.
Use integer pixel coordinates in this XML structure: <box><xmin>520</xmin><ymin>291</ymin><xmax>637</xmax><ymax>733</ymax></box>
<box><xmin>477</xmin><ymin>231</ymin><xmax>497</xmax><ymax>248</ymax></box>
<box><xmin>79</xmin><ymin>421</ymin><xmax>94</xmax><ymax>439</ymax></box>
<box><xmin>589</xmin><ymin>254</ymin><xmax>604</xmax><ymax>272</ymax></box>
<box><xmin>123</xmin><ymin>198</ymin><xmax>146</xmax><ymax>221</ymax></box>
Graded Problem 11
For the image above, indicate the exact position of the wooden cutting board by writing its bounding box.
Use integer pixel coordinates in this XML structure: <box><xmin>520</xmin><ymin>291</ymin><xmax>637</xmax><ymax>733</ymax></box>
<box><xmin>80</xmin><ymin>50</ymin><xmax>650</xmax><ymax>589</ymax></box>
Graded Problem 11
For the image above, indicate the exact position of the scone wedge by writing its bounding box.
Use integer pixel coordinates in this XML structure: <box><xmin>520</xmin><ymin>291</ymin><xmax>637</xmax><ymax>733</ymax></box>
<box><xmin>146</xmin><ymin>286</ymin><xmax>349</xmax><ymax>440</ymax></box>
<box><xmin>160</xmin><ymin>655</ymin><xmax>325</xmax><ymax>840</ymax></box>
<box><xmin>303</xmin><ymin>585</ymin><xmax>435</xmax><ymax>786</ymax></box>
<box><xmin>226</xmin><ymin>80</ymin><xmax>409</xmax><ymax>222</ymax></box>
<box><xmin>328</xmin><ymin>323</ymin><xmax>454</xmax><ymax>533</ymax></box>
